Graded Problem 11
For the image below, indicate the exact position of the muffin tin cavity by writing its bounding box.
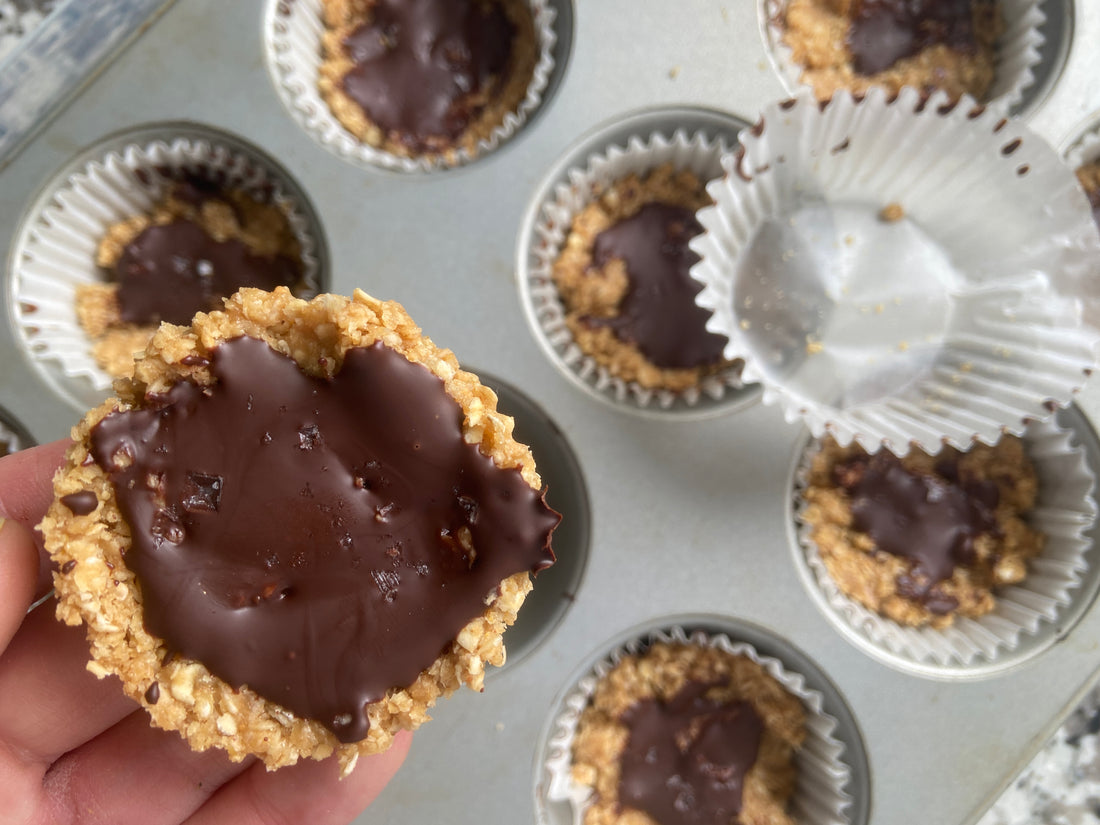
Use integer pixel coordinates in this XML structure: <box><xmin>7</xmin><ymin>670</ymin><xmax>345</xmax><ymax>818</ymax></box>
<box><xmin>516</xmin><ymin>105</ymin><xmax>763</xmax><ymax>420</ymax></box>
<box><xmin>787</xmin><ymin>405</ymin><xmax>1100</xmax><ymax>681</ymax></box>
<box><xmin>478</xmin><ymin>369</ymin><xmax>590</xmax><ymax>672</ymax></box>
<box><xmin>263</xmin><ymin>0</ymin><xmax>571</xmax><ymax>173</ymax></box>
<box><xmin>0</xmin><ymin>404</ymin><xmax>36</xmax><ymax>455</ymax></box>
<box><xmin>1022</xmin><ymin>0</ymin><xmax>1075</xmax><ymax>118</ymax></box>
<box><xmin>533</xmin><ymin>615</ymin><xmax>870</xmax><ymax>825</ymax></box>
<box><xmin>7</xmin><ymin>121</ymin><xmax>329</xmax><ymax>414</ymax></box>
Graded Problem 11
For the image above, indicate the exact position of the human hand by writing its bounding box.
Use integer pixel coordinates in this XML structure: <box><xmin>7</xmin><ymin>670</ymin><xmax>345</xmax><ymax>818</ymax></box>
<box><xmin>0</xmin><ymin>440</ymin><xmax>410</xmax><ymax>825</ymax></box>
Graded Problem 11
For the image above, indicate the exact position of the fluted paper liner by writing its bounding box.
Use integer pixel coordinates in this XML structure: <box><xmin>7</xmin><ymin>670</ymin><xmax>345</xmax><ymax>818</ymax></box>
<box><xmin>520</xmin><ymin>128</ymin><xmax>753</xmax><ymax>417</ymax></box>
<box><xmin>759</xmin><ymin>0</ymin><xmax>1046</xmax><ymax>112</ymax></box>
<box><xmin>264</xmin><ymin>0</ymin><xmax>556</xmax><ymax>173</ymax></box>
<box><xmin>792</xmin><ymin>417</ymin><xmax>1098</xmax><ymax>674</ymax></box>
<box><xmin>11</xmin><ymin>131</ymin><xmax>323</xmax><ymax>400</ymax></box>
<box><xmin>539</xmin><ymin>625</ymin><xmax>853</xmax><ymax>825</ymax></box>
<box><xmin>691</xmin><ymin>88</ymin><xmax>1100</xmax><ymax>455</ymax></box>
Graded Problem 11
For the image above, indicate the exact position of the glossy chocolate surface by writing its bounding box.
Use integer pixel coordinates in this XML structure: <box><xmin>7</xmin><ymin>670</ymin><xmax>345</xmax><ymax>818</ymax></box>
<box><xmin>618</xmin><ymin>681</ymin><xmax>763</xmax><ymax>824</ymax></box>
<box><xmin>847</xmin><ymin>0</ymin><xmax>978</xmax><ymax>76</ymax></box>
<box><xmin>90</xmin><ymin>336</ymin><xmax>558</xmax><ymax>742</ymax></box>
<box><xmin>836</xmin><ymin>452</ymin><xmax>999</xmax><ymax>605</ymax></box>
<box><xmin>340</xmin><ymin>0</ymin><xmax>514</xmax><ymax>151</ymax></box>
<box><xmin>585</xmin><ymin>202</ymin><xmax>727</xmax><ymax>370</ymax></box>
<box><xmin>61</xmin><ymin>490</ymin><xmax>99</xmax><ymax>515</ymax></box>
<box><xmin>115</xmin><ymin>220</ymin><xmax>301</xmax><ymax>326</ymax></box>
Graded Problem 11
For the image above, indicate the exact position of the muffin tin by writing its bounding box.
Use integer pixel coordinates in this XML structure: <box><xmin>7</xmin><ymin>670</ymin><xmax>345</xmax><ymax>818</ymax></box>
<box><xmin>0</xmin><ymin>1</ymin><xmax>1098</xmax><ymax>824</ymax></box>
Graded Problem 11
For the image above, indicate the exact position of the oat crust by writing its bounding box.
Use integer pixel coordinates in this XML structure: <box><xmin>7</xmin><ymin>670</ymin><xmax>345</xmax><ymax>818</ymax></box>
<box><xmin>552</xmin><ymin>163</ymin><xmax>730</xmax><ymax>393</ymax></box>
<box><xmin>781</xmin><ymin>0</ymin><xmax>1003</xmax><ymax>103</ymax></box>
<box><xmin>317</xmin><ymin>0</ymin><xmax>538</xmax><ymax>164</ymax></box>
<box><xmin>571</xmin><ymin>642</ymin><xmax>805</xmax><ymax>825</ymax></box>
<box><xmin>801</xmin><ymin>435</ymin><xmax>1044</xmax><ymax>628</ymax></box>
<box><xmin>44</xmin><ymin>286</ymin><xmax>544</xmax><ymax>775</ymax></box>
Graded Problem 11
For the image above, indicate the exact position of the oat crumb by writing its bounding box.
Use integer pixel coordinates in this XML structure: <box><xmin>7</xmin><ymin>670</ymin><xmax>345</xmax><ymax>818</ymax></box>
<box><xmin>879</xmin><ymin>203</ymin><xmax>905</xmax><ymax>222</ymax></box>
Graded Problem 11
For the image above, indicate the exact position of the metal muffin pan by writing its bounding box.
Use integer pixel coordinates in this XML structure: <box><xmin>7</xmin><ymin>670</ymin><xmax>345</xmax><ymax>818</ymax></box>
<box><xmin>0</xmin><ymin>1</ymin><xmax>1098</xmax><ymax>824</ymax></box>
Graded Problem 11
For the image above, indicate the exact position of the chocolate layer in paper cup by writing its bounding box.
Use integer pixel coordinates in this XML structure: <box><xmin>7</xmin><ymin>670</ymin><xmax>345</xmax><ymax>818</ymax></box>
<box><xmin>10</xmin><ymin>125</ymin><xmax>325</xmax><ymax>409</ymax></box>
<box><xmin>790</xmin><ymin>415</ymin><xmax>1099</xmax><ymax>678</ymax></box>
<box><xmin>538</xmin><ymin>623</ymin><xmax>855</xmax><ymax>825</ymax></box>
<box><xmin>759</xmin><ymin>0</ymin><xmax>1045</xmax><ymax>113</ymax></box>
<box><xmin>264</xmin><ymin>0</ymin><xmax>556</xmax><ymax>173</ymax></box>
<box><xmin>518</xmin><ymin>114</ymin><xmax>759</xmax><ymax>419</ymax></box>
<box><xmin>691</xmin><ymin>88</ymin><xmax>1100</xmax><ymax>455</ymax></box>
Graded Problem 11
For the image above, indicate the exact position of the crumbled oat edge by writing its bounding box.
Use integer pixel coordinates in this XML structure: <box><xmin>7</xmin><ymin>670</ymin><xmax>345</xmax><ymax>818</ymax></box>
<box><xmin>43</xmin><ymin>286</ymin><xmax>543</xmax><ymax>774</ymax></box>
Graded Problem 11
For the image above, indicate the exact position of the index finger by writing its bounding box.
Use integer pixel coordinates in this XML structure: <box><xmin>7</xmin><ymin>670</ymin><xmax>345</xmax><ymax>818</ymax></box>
<box><xmin>0</xmin><ymin>439</ymin><xmax>71</xmax><ymax>529</ymax></box>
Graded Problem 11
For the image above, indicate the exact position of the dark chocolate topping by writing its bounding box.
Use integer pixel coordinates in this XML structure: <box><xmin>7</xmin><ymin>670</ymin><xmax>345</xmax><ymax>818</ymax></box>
<box><xmin>61</xmin><ymin>491</ymin><xmax>99</xmax><ymax>516</ymax></box>
<box><xmin>114</xmin><ymin>220</ymin><xmax>301</xmax><ymax>326</ymax></box>
<box><xmin>847</xmin><ymin>0</ymin><xmax>978</xmax><ymax>76</ymax></box>
<box><xmin>144</xmin><ymin>682</ymin><xmax>160</xmax><ymax>705</ymax></box>
<box><xmin>837</xmin><ymin>452</ymin><xmax>999</xmax><ymax>595</ymax></box>
<box><xmin>585</xmin><ymin>202</ymin><xmax>727</xmax><ymax>370</ymax></box>
<box><xmin>90</xmin><ymin>336</ymin><xmax>558</xmax><ymax>743</ymax></box>
<box><xmin>340</xmin><ymin>0</ymin><xmax>514</xmax><ymax>151</ymax></box>
<box><xmin>618</xmin><ymin>681</ymin><xmax>763</xmax><ymax>825</ymax></box>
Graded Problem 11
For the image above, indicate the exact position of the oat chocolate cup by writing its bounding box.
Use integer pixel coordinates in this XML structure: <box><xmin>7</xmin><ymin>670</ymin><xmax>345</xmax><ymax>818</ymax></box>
<box><xmin>9</xmin><ymin>123</ymin><xmax>325</xmax><ymax>411</ymax></box>
<box><xmin>517</xmin><ymin>107</ymin><xmax>761</xmax><ymax>420</ymax></box>
<box><xmin>759</xmin><ymin>0</ymin><xmax>1046</xmax><ymax>113</ymax></box>
<box><xmin>536</xmin><ymin>620</ymin><xmax>861</xmax><ymax>825</ymax></box>
<box><xmin>789</xmin><ymin>413</ymin><xmax>1099</xmax><ymax>678</ymax></box>
<box><xmin>263</xmin><ymin>0</ymin><xmax>557</xmax><ymax>172</ymax></box>
<box><xmin>691</xmin><ymin>88</ymin><xmax>1100</xmax><ymax>455</ymax></box>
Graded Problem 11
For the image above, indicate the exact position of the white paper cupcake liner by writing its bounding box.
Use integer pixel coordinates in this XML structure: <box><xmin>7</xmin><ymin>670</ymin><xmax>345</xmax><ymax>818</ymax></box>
<box><xmin>264</xmin><ymin>0</ymin><xmax>556</xmax><ymax>173</ymax></box>
<box><xmin>791</xmin><ymin>416</ymin><xmax>1098</xmax><ymax>676</ymax></box>
<box><xmin>1063</xmin><ymin>117</ymin><xmax>1100</xmax><ymax>169</ymax></box>
<box><xmin>691</xmin><ymin>88</ymin><xmax>1100</xmax><ymax>456</ymax></box>
<box><xmin>10</xmin><ymin>128</ymin><xmax>324</xmax><ymax>400</ymax></box>
<box><xmin>539</xmin><ymin>624</ymin><xmax>853</xmax><ymax>825</ymax></box>
<box><xmin>759</xmin><ymin>0</ymin><xmax>1045</xmax><ymax>113</ymax></box>
<box><xmin>520</xmin><ymin>127</ymin><xmax>755</xmax><ymax>418</ymax></box>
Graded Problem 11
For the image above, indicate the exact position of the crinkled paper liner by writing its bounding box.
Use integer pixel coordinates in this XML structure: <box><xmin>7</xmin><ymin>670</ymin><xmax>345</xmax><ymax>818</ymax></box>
<box><xmin>1064</xmin><ymin>116</ymin><xmax>1100</xmax><ymax>170</ymax></box>
<box><xmin>264</xmin><ymin>0</ymin><xmax>556</xmax><ymax>173</ymax></box>
<box><xmin>540</xmin><ymin>625</ymin><xmax>853</xmax><ymax>825</ymax></box>
<box><xmin>523</xmin><ymin>129</ymin><xmax>750</xmax><ymax>416</ymax></box>
<box><xmin>792</xmin><ymin>416</ymin><xmax>1098</xmax><ymax>673</ymax></box>
<box><xmin>11</xmin><ymin>132</ymin><xmax>323</xmax><ymax>395</ymax></box>
<box><xmin>691</xmin><ymin>88</ymin><xmax>1100</xmax><ymax>456</ymax></box>
<box><xmin>759</xmin><ymin>0</ymin><xmax>1045</xmax><ymax>112</ymax></box>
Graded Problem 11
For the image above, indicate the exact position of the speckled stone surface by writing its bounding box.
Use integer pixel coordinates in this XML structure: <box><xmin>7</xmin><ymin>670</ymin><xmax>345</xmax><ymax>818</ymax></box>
<box><xmin>979</xmin><ymin>686</ymin><xmax>1100</xmax><ymax>825</ymax></box>
<box><xmin>0</xmin><ymin>1</ymin><xmax>53</xmax><ymax>61</ymax></box>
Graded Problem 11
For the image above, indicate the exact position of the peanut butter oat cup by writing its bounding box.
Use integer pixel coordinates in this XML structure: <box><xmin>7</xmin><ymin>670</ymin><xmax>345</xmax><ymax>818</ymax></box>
<box><xmin>791</xmin><ymin>415</ymin><xmax>1099</xmax><ymax>678</ymax></box>
<box><xmin>517</xmin><ymin>108</ymin><xmax>760</xmax><ymax>419</ymax></box>
<box><xmin>42</xmin><ymin>287</ymin><xmax>559</xmax><ymax>776</ymax></box>
<box><xmin>10</xmin><ymin>124</ymin><xmax>325</xmax><ymax>410</ymax></box>
<box><xmin>264</xmin><ymin>0</ymin><xmax>556</xmax><ymax>172</ymax></box>
<box><xmin>536</xmin><ymin>621</ymin><xmax>859</xmax><ymax>825</ymax></box>
<box><xmin>691</xmin><ymin>89</ymin><xmax>1100</xmax><ymax>455</ymax></box>
<box><xmin>760</xmin><ymin>0</ymin><xmax>1046</xmax><ymax>113</ymax></box>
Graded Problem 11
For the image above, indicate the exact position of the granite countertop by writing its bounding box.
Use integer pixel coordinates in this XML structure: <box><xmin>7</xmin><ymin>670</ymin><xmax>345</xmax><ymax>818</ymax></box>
<box><xmin>2</xmin><ymin>2</ymin><xmax>1098</xmax><ymax>822</ymax></box>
